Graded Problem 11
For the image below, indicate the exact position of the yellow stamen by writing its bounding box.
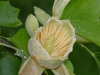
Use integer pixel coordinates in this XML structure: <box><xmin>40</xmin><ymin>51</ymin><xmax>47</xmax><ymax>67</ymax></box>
<box><xmin>36</xmin><ymin>21</ymin><xmax>72</xmax><ymax>58</ymax></box>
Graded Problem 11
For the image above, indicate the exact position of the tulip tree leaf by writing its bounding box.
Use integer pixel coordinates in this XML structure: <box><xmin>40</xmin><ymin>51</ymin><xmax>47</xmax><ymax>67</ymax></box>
<box><xmin>0</xmin><ymin>46</ymin><xmax>12</xmax><ymax>59</ymax></box>
<box><xmin>69</xmin><ymin>43</ymin><xmax>99</xmax><ymax>75</ymax></box>
<box><xmin>61</xmin><ymin>0</ymin><xmax>100</xmax><ymax>46</ymax></box>
<box><xmin>94</xmin><ymin>52</ymin><xmax>100</xmax><ymax>61</ymax></box>
<box><xmin>0</xmin><ymin>27</ymin><xmax>1</xmax><ymax>34</ymax></box>
<box><xmin>79</xmin><ymin>43</ymin><xmax>100</xmax><ymax>74</ymax></box>
<box><xmin>0</xmin><ymin>29</ymin><xmax>29</xmax><ymax>61</ymax></box>
<box><xmin>9</xmin><ymin>28</ymin><xmax>29</xmax><ymax>54</ymax></box>
<box><xmin>0</xmin><ymin>41</ymin><xmax>28</xmax><ymax>62</ymax></box>
<box><xmin>94</xmin><ymin>52</ymin><xmax>100</xmax><ymax>74</ymax></box>
<box><xmin>0</xmin><ymin>1</ymin><xmax>22</xmax><ymax>27</ymax></box>
<box><xmin>64</xmin><ymin>60</ymin><xmax>75</xmax><ymax>75</ymax></box>
<box><xmin>0</xmin><ymin>56</ymin><xmax>21</xmax><ymax>75</ymax></box>
<box><xmin>64</xmin><ymin>60</ymin><xmax>74</xmax><ymax>72</ymax></box>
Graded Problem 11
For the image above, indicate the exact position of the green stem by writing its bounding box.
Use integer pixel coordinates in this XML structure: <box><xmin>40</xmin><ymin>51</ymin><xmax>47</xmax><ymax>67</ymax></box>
<box><xmin>0</xmin><ymin>42</ymin><xmax>29</xmax><ymax>57</ymax></box>
<box><xmin>0</xmin><ymin>36</ymin><xmax>10</xmax><ymax>41</ymax></box>
<box><xmin>78</xmin><ymin>43</ymin><xmax>94</xmax><ymax>57</ymax></box>
<box><xmin>44</xmin><ymin>70</ymin><xmax>49</xmax><ymax>75</ymax></box>
<box><xmin>0</xmin><ymin>42</ymin><xmax>17</xmax><ymax>50</ymax></box>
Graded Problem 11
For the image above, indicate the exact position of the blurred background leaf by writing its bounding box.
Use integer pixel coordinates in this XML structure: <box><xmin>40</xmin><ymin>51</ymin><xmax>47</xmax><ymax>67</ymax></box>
<box><xmin>9</xmin><ymin>28</ymin><xmax>29</xmax><ymax>54</ymax></box>
<box><xmin>0</xmin><ymin>46</ymin><xmax>12</xmax><ymax>59</ymax></box>
<box><xmin>0</xmin><ymin>55</ymin><xmax>21</xmax><ymax>75</ymax></box>
<box><xmin>0</xmin><ymin>1</ymin><xmax>22</xmax><ymax>27</ymax></box>
<box><xmin>61</xmin><ymin>0</ymin><xmax>100</xmax><ymax>46</ymax></box>
<box><xmin>69</xmin><ymin>43</ymin><xmax>100</xmax><ymax>75</ymax></box>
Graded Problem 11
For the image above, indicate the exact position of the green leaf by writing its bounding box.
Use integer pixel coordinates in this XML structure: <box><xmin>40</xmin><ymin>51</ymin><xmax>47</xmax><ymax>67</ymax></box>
<box><xmin>1</xmin><ymin>26</ymin><xmax>19</xmax><ymax>37</ymax></box>
<box><xmin>0</xmin><ymin>41</ymin><xmax>28</xmax><ymax>62</ymax></box>
<box><xmin>79</xmin><ymin>43</ymin><xmax>100</xmax><ymax>75</ymax></box>
<box><xmin>69</xmin><ymin>43</ymin><xmax>99</xmax><ymax>75</ymax></box>
<box><xmin>94</xmin><ymin>52</ymin><xmax>100</xmax><ymax>61</ymax></box>
<box><xmin>0</xmin><ymin>1</ymin><xmax>22</xmax><ymax>27</ymax></box>
<box><xmin>0</xmin><ymin>27</ymin><xmax>1</xmax><ymax>34</ymax></box>
<box><xmin>0</xmin><ymin>28</ymin><xmax>29</xmax><ymax>61</ymax></box>
<box><xmin>61</xmin><ymin>0</ymin><xmax>100</xmax><ymax>46</ymax></box>
<box><xmin>64</xmin><ymin>60</ymin><xmax>75</xmax><ymax>75</ymax></box>
<box><xmin>64</xmin><ymin>60</ymin><xmax>74</xmax><ymax>72</ymax></box>
<box><xmin>94</xmin><ymin>52</ymin><xmax>100</xmax><ymax>74</ymax></box>
<box><xmin>0</xmin><ymin>56</ymin><xmax>21</xmax><ymax>75</ymax></box>
<box><xmin>9</xmin><ymin>28</ymin><xmax>29</xmax><ymax>54</ymax></box>
<box><xmin>0</xmin><ymin>46</ymin><xmax>12</xmax><ymax>59</ymax></box>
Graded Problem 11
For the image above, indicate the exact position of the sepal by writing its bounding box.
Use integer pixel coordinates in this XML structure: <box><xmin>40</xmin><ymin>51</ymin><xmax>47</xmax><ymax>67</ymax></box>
<box><xmin>18</xmin><ymin>56</ymin><xmax>44</xmax><ymax>75</ymax></box>
<box><xmin>52</xmin><ymin>64</ymin><xmax>70</xmax><ymax>75</ymax></box>
<box><xmin>34</xmin><ymin>6</ymin><xmax>50</xmax><ymax>25</ymax></box>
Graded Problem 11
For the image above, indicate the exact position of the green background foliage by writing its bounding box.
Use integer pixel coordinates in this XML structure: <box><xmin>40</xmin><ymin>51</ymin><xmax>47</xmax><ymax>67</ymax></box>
<box><xmin>0</xmin><ymin>0</ymin><xmax>100</xmax><ymax>75</ymax></box>
<box><xmin>61</xmin><ymin>0</ymin><xmax>100</xmax><ymax>46</ymax></box>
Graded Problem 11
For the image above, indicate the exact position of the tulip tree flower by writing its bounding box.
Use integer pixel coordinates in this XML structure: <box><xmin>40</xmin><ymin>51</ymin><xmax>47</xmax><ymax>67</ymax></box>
<box><xmin>19</xmin><ymin>16</ymin><xmax>76</xmax><ymax>75</ymax></box>
<box><xmin>18</xmin><ymin>0</ymin><xmax>76</xmax><ymax>75</ymax></box>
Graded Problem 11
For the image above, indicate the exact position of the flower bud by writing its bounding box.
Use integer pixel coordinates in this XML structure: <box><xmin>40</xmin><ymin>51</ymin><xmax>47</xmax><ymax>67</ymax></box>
<box><xmin>25</xmin><ymin>14</ymin><xmax>39</xmax><ymax>37</ymax></box>
<box><xmin>34</xmin><ymin>6</ymin><xmax>50</xmax><ymax>25</ymax></box>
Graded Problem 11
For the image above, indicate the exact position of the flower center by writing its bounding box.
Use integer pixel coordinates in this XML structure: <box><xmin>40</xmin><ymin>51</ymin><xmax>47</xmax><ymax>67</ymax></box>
<box><xmin>43</xmin><ymin>33</ymin><xmax>55</xmax><ymax>55</ymax></box>
<box><xmin>36</xmin><ymin>21</ymin><xmax>72</xmax><ymax>58</ymax></box>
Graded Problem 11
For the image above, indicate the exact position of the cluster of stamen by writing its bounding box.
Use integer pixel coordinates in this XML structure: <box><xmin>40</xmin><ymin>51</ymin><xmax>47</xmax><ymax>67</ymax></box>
<box><xmin>36</xmin><ymin>22</ymin><xmax>72</xmax><ymax>58</ymax></box>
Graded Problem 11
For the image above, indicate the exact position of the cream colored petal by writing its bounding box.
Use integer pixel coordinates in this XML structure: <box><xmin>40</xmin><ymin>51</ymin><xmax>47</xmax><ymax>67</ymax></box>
<box><xmin>52</xmin><ymin>64</ymin><xmax>70</xmax><ymax>75</ymax></box>
<box><xmin>36</xmin><ymin>59</ymin><xmax>63</xmax><ymax>69</ymax></box>
<box><xmin>60</xmin><ymin>20</ymin><xmax>76</xmax><ymax>58</ymax></box>
<box><xmin>18</xmin><ymin>56</ymin><xmax>44</xmax><ymax>75</ymax></box>
<box><xmin>28</xmin><ymin>38</ymin><xmax>50</xmax><ymax>59</ymax></box>
<box><xmin>36</xmin><ymin>17</ymin><xmax>75</xmax><ymax>58</ymax></box>
<box><xmin>53</xmin><ymin>0</ymin><xmax>70</xmax><ymax>19</ymax></box>
<box><xmin>25</xmin><ymin>14</ymin><xmax>39</xmax><ymax>37</ymax></box>
<box><xmin>34</xmin><ymin>6</ymin><xmax>50</xmax><ymax>25</ymax></box>
<box><xmin>37</xmin><ymin>17</ymin><xmax>66</xmax><ymax>58</ymax></box>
